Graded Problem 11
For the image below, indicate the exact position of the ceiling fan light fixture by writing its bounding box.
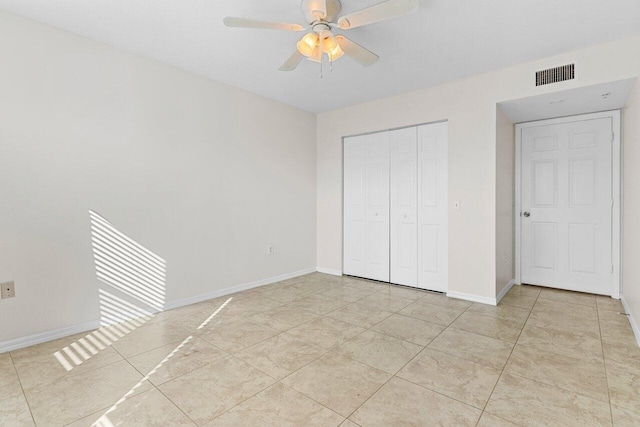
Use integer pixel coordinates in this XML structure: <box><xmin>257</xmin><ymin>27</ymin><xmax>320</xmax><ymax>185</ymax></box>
<box><xmin>297</xmin><ymin>33</ymin><xmax>318</xmax><ymax>57</ymax></box>
<box><xmin>307</xmin><ymin>46</ymin><xmax>323</xmax><ymax>63</ymax></box>
<box><xmin>327</xmin><ymin>43</ymin><xmax>344</xmax><ymax>60</ymax></box>
<box><xmin>225</xmin><ymin>0</ymin><xmax>420</xmax><ymax>72</ymax></box>
<box><xmin>319</xmin><ymin>29</ymin><xmax>338</xmax><ymax>53</ymax></box>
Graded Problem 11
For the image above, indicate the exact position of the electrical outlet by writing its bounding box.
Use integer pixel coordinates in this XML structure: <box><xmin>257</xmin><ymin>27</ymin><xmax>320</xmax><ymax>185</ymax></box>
<box><xmin>267</xmin><ymin>245</ymin><xmax>274</xmax><ymax>255</ymax></box>
<box><xmin>1</xmin><ymin>281</ymin><xmax>15</xmax><ymax>299</ymax></box>
<box><xmin>454</xmin><ymin>201</ymin><xmax>461</xmax><ymax>211</ymax></box>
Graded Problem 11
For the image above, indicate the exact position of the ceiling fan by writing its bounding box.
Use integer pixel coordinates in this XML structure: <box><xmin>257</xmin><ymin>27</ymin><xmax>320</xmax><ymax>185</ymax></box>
<box><xmin>223</xmin><ymin>0</ymin><xmax>419</xmax><ymax>72</ymax></box>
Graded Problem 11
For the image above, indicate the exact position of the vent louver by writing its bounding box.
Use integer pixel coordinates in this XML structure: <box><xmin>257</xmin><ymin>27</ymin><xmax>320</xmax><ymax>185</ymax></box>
<box><xmin>535</xmin><ymin>64</ymin><xmax>575</xmax><ymax>86</ymax></box>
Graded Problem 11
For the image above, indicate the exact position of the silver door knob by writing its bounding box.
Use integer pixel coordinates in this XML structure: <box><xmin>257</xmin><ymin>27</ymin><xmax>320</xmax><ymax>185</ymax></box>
<box><xmin>523</xmin><ymin>212</ymin><xmax>531</xmax><ymax>217</ymax></box>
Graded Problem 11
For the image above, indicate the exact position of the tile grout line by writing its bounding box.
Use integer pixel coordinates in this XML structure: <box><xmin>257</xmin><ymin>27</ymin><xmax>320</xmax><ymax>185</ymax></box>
<box><xmin>83</xmin><ymin>312</ymin><xmax>236</xmax><ymax>426</ymax></box>
<box><xmin>213</xmin><ymin>284</ymin><xmax>429</xmax><ymax>424</ymax></box>
<box><xmin>123</xmin><ymin>307</ymin><xmax>291</xmax><ymax>425</ymax></box>
<box><xmin>8</xmin><ymin>351</ymin><xmax>38</xmax><ymax>427</ymax></box>
<box><xmin>153</xmin><ymin>383</ymin><xmax>199</xmax><ymax>426</ymax></box>
<box><xmin>477</xmin><ymin>287</ymin><xmax>541</xmax><ymax>425</ymax></box>
<box><xmin>118</xmin><ymin>346</ymin><xmax>200</xmax><ymax>427</ymax></box>
<box><xmin>492</xmin><ymin>294</ymin><xmax>617</xmax><ymax>407</ymax></box>
<box><xmin>410</xmin><ymin>303</ymin><xmax>515</xmax><ymax>367</ymax></box>
<box><xmin>197</xmin><ymin>353</ymin><xmax>333</xmax><ymax>424</ymax></box>
<box><xmin>218</xmin><ymin>374</ymin><xmax>348</xmax><ymax>425</ymax></box>
<box><xmin>180</xmin><ymin>292</ymin><xmax>359</xmax><ymax>425</ymax></box>
<box><xmin>480</xmin><ymin>290</ymin><xmax>617</xmax><ymax>422</ymax></box>
<box><xmin>65</xmin><ymin>331</ymin><xmax>214</xmax><ymax>426</ymax></box>
<box><xmin>499</xmin><ymin>369</ymin><xmax>613</xmax><ymax>405</ymax></box>
<box><xmin>131</xmin><ymin>299</ymin><xmax>311</xmax><ymax>419</ymax></box>
<box><xmin>477</xmin><ymin>411</ymin><xmax>525</xmax><ymax>427</ymax></box>
<box><xmin>447</xmin><ymin>312</ymin><xmax>527</xmax><ymax>345</ymax></box>
<box><xmin>340</xmin><ymin>292</ymin><xmax>478</xmax><ymax>423</ymax></box>
<box><xmin>595</xmin><ymin>298</ymin><xmax>616</xmax><ymax>424</ymax></box>
<box><xmin>13</xmin><ymin>343</ymin><xmax>146</xmax><ymax>426</ymax></box>
<box><xmin>59</xmin><ymin>387</ymin><xmax>162</xmax><ymax>427</ymax></box>
<box><xmin>8</xmin><ymin>331</ymin><xmax>131</xmax><ymax>394</ymax></box>
<box><xmin>227</xmin><ymin>333</ymin><xmax>354</xmax><ymax>424</ymax></box>
<box><xmin>113</xmin><ymin>292</ymin><xmax>334</xmax><ymax>409</ymax></box>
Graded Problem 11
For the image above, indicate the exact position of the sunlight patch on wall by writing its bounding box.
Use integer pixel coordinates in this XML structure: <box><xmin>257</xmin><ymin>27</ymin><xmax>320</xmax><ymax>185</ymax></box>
<box><xmin>53</xmin><ymin>211</ymin><xmax>167</xmax><ymax>372</ymax></box>
<box><xmin>90</xmin><ymin>211</ymin><xmax>166</xmax><ymax>311</ymax></box>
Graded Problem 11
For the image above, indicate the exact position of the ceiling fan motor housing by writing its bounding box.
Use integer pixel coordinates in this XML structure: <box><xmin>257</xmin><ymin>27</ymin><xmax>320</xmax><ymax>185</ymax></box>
<box><xmin>301</xmin><ymin>0</ymin><xmax>342</xmax><ymax>23</ymax></box>
<box><xmin>312</xmin><ymin>23</ymin><xmax>332</xmax><ymax>33</ymax></box>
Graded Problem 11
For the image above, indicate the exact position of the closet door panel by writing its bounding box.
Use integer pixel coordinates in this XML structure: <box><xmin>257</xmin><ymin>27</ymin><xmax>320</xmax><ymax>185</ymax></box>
<box><xmin>390</xmin><ymin>127</ymin><xmax>418</xmax><ymax>287</ymax></box>
<box><xmin>343</xmin><ymin>132</ymin><xmax>390</xmax><ymax>282</ymax></box>
<box><xmin>418</xmin><ymin>122</ymin><xmax>448</xmax><ymax>292</ymax></box>
<box><xmin>364</xmin><ymin>132</ymin><xmax>390</xmax><ymax>282</ymax></box>
<box><xmin>343</xmin><ymin>136</ymin><xmax>367</xmax><ymax>277</ymax></box>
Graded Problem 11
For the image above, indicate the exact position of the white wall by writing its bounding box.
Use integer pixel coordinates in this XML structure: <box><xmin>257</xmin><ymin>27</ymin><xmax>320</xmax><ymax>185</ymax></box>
<box><xmin>496</xmin><ymin>107</ymin><xmax>515</xmax><ymax>297</ymax></box>
<box><xmin>623</xmin><ymin>78</ymin><xmax>640</xmax><ymax>343</ymax></box>
<box><xmin>0</xmin><ymin>10</ymin><xmax>317</xmax><ymax>344</ymax></box>
<box><xmin>317</xmin><ymin>36</ymin><xmax>640</xmax><ymax>302</ymax></box>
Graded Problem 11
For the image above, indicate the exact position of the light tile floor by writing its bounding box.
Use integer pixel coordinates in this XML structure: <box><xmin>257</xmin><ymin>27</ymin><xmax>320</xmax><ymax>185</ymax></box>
<box><xmin>1</xmin><ymin>273</ymin><xmax>639</xmax><ymax>426</ymax></box>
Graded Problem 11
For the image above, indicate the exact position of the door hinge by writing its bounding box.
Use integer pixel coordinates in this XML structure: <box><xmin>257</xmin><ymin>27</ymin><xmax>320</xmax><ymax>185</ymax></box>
<box><xmin>611</xmin><ymin>264</ymin><xmax>614</xmax><ymax>274</ymax></box>
<box><xmin>611</xmin><ymin>199</ymin><xmax>615</xmax><ymax>208</ymax></box>
<box><xmin>611</xmin><ymin>132</ymin><xmax>614</xmax><ymax>143</ymax></box>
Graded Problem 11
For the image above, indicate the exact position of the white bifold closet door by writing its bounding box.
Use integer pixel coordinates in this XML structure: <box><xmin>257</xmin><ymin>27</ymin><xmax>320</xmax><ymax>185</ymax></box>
<box><xmin>344</xmin><ymin>122</ymin><xmax>447</xmax><ymax>291</ymax></box>
<box><xmin>343</xmin><ymin>132</ymin><xmax>390</xmax><ymax>282</ymax></box>
<box><xmin>390</xmin><ymin>127</ymin><xmax>418</xmax><ymax>287</ymax></box>
<box><xmin>417</xmin><ymin>122</ymin><xmax>448</xmax><ymax>292</ymax></box>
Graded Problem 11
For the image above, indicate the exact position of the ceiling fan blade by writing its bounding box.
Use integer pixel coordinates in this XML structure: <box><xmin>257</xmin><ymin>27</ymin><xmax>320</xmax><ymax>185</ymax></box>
<box><xmin>337</xmin><ymin>0</ymin><xmax>419</xmax><ymax>30</ymax></box>
<box><xmin>336</xmin><ymin>36</ymin><xmax>379</xmax><ymax>67</ymax></box>
<box><xmin>310</xmin><ymin>0</ymin><xmax>328</xmax><ymax>20</ymax></box>
<box><xmin>279</xmin><ymin>51</ymin><xmax>305</xmax><ymax>71</ymax></box>
<box><xmin>223</xmin><ymin>17</ymin><xmax>304</xmax><ymax>32</ymax></box>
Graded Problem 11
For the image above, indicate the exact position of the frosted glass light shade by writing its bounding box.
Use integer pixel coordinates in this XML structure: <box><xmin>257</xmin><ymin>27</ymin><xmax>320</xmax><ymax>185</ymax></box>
<box><xmin>319</xmin><ymin>30</ymin><xmax>338</xmax><ymax>53</ymax></box>
<box><xmin>307</xmin><ymin>46</ymin><xmax>322</xmax><ymax>63</ymax></box>
<box><xmin>327</xmin><ymin>43</ymin><xmax>344</xmax><ymax>60</ymax></box>
<box><xmin>297</xmin><ymin>33</ymin><xmax>318</xmax><ymax>57</ymax></box>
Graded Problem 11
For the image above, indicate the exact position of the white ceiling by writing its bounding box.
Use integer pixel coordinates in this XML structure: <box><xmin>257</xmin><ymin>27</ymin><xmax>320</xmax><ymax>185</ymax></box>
<box><xmin>1</xmin><ymin>0</ymin><xmax>639</xmax><ymax>113</ymax></box>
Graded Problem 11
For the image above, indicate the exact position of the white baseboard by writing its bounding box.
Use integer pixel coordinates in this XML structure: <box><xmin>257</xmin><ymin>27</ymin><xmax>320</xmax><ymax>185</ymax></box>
<box><xmin>163</xmin><ymin>267</ymin><xmax>316</xmax><ymax>310</ymax></box>
<box><xmin>316</xmin><ymin>267</ymin><xmax>343</xmax><ymax>276</ymax></box>
<box><xmin>620</xmin><ymin>295</ymin><xmax>640</xmax><ymax>348</ymax></box>
<box><xmin>447</xmin><ymin>291</ymin><xmax>496</xmax><ymax>306</ymax></box>
<box><xmin>496</xmin><ymin>279</ymin><xmax>516</xmax><ymax>305</ymax></box>
<box><xmin>0</xmin><ymin>320</ymin><xmax>101</xmax><ymax>354</ymax></box>
<box><xmin>0</xmin><ymin>267</ymin><xmax>316</xmax><ymax>354</ymax></box>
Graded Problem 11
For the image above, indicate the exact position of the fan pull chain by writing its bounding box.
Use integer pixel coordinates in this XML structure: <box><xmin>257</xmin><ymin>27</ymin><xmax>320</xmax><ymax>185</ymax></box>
<box><xmin>319</xmin><ymin>54</ymin><xmax>323</xmax><ymax>79</ymax></box>
<box><xmin>329</xmin><ymin>53</ymin><xmax>333</xmax><ymax>72</ymax></box>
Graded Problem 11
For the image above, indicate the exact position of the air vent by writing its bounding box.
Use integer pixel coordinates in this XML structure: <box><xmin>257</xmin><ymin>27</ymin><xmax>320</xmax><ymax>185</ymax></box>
<box><xmin>535</xmin><ymin>64</ymin><xmax>575</xmax><ymax>86</ymax></box>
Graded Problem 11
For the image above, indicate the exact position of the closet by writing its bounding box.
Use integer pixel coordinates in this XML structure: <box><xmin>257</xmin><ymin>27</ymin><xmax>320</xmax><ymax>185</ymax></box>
<box><xmin>343</xmin><ymin>121</ymin><xmax>448</xmax><ymax>292</ymax></box>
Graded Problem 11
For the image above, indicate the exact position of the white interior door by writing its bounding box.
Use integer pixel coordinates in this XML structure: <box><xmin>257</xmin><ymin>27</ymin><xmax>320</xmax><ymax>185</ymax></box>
<box><xmin>390</xmin><ymin>127</ymin><xmax>418</xmax><ymax>287</ymax></box>
<box><xmin>417</xmin><ymin>122</ymin><xmax>448</xmax><ymax>292</ymax></box>
<box><xmin>520</xmin><ymin>117</ymin><xmax>613</xmax><ymax>295</ymax></box>
<box><xmin>343</xmin><ymin>132</ymin><xmax>390</xmax><ymax>282</ymax></box>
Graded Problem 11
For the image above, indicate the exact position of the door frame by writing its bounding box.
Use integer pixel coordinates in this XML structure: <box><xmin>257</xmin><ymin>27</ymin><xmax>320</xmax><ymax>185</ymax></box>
<box><xmin>514</xmin><ymin>110</ymin><xmax>621</xmax><ymax>298</ymax></box>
